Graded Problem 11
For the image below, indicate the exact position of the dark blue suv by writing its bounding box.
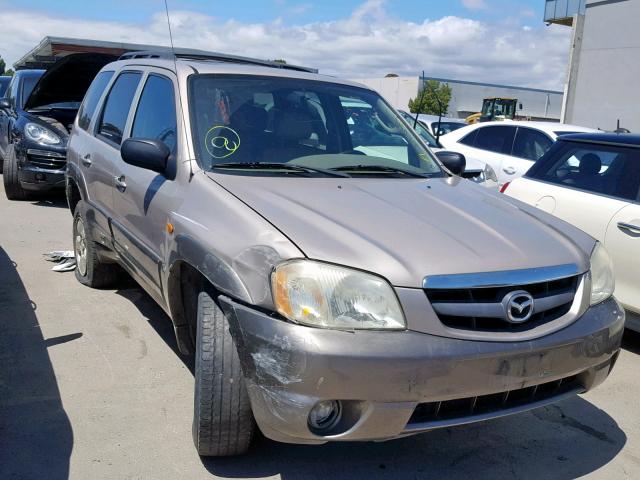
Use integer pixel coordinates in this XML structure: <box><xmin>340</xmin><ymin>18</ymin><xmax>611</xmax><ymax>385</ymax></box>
<box><xmin>0</xmin><ymin>54</ymin><xmax>115</xmax><ymax>199</ymax></box>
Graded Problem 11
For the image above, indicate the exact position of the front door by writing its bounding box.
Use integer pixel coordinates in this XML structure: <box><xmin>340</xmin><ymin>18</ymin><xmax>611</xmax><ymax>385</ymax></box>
<box><xmin>111</xmin><ymin>71</ymin><xmax>179</xmax><ymax>299</ymax></box>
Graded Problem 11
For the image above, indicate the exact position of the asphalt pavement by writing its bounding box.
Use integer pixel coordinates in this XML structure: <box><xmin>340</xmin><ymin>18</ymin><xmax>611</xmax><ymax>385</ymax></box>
<box><xmin>1</xmin><ymin>183</ymin><xmax>639</xmax><ymax>480</ymax></box>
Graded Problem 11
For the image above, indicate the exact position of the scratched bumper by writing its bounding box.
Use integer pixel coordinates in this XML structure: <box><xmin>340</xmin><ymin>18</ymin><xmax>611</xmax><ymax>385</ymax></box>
<box><xmin>219</xmin><ymin>296</ymin><xmax>624</xmax><ymax>445</ymax></box>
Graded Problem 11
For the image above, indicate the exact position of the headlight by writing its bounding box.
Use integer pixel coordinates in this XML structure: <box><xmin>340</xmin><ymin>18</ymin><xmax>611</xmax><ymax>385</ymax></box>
<box><xmin>24</xmin><ymin>123</ymin><xmax>61</xmax><ymax>145</ymax></box>
<box><xmin>483</xmin><ymin>163</ymin><xmax>498</xmax><ymax>183</ymax></box>
<box><xmin>590</xmin><ymin>242</ymin><xmax>615</xmax><ymax>305</ymax></box>
<box><xmin>271</xmin><ymin>260</ymin><xmax>406</xmax><ymax>330</ymax></box>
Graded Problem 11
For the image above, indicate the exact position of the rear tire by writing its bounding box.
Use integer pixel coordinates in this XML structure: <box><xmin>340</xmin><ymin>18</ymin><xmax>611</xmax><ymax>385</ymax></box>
<box><xmin>193</xmin><ymin>287</ymin><xmax>255</xmax><ymax>457</ymax></box>
<box><xmin>3</xmin><ymin>145</ymin><xmax>28</xmax><ymax>200</ymax></box>
<box><xmin>73</xmin><ymin>202</ymin><xmax>120</xmax><ymax>288</ymax></box>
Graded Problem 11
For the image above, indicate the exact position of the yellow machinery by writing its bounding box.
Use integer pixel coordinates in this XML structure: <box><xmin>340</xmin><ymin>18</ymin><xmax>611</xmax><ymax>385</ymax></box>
<box><xmin>466</xmin><ymin>98</ymin><xmax>518</xmax><ymax>124</ymax></box>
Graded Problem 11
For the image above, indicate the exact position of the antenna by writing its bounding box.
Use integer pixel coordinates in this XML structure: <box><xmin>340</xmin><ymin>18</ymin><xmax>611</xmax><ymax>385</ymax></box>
<box><xmin>164</xmin><ymin>0</ymin><xmax>195</xmax><ymax>180</ymax></box>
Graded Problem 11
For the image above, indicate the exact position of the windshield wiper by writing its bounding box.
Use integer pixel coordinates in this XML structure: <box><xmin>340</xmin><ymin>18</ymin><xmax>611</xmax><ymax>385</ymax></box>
<box><xmin>212</xmin><ymin>162</ymin><xmax>350</xmax><ymax>178</ymax></box>
<box><xmin>330</xmin><ymin>164</ymin><xmax>435</xmax><ymax>178</ymax></box>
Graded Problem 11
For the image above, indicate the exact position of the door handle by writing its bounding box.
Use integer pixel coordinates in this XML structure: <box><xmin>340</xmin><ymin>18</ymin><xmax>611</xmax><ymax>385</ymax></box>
<box><xmin>617</xmin><ymin>222</ymin><xmax>640</xmax><ymax>235</ymax></box>
<box><xmin>114</xmin><ymin>175</ymin><xmax>127</xmax><ymax>192</ymax></box>
<box><xmin>81</xmin><ymin>154</ymin><xmax>92</xmax><ymax>167</ymax></box>
<box><xmin>503</xmin><ymin>166</ymin><xmax>516</xmax><ymax>175</ymax></box>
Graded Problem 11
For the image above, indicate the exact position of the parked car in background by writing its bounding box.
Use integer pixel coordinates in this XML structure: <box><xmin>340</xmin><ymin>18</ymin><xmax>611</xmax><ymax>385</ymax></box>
<box><xmin>66</xmin><ymin>50</ymin><xmax>622</xmax><ymax>457</ymax></box>
<box><xmin>0</xmin><ymin>54</ymin><xmax>115</xmax><ymax>199</ymax></box>
<box><xmin>439</xmin><ymin>121</ymin><xmax>598</xmax><ymax>187</ymax></box>
<box><xmin>417</xmin><ymin>113</ymin><xmax>466</xmax><ymax>137</ymax></box>
<box><xmin>504</xmin><ymin>133</ymin><xmax>639</xmax><ymax>332</ymax></box>
<box><xmin>398</xmin><ymin>110</ymin><xmax>497</xmax><ymax>185</ymax></box>
<box><xmin>0</xmin><ymin>76</ymin><xmax>11</xmax><ymax>97</ymax></box>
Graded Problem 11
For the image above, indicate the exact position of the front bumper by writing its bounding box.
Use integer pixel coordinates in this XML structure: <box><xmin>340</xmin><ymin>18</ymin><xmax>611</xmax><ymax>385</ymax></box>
<box><xmin>219</xmin><ymin>296</ymin><xmax>624</xmax><ymax>445</ymax></box>
<box><xmin>17</xmin><ymin>146</ymin><xmax>66</xmax><ymax>191</ymax></box>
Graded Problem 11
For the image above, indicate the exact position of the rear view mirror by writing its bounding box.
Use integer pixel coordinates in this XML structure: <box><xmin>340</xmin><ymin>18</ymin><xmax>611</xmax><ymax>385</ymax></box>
<box><xmin>0</xmin><ymin>98</ymin><xmax>11</xmax><ymax>110</ymax></box>
<box><xmin>435</xmin><ymin>151</ymin><xmax>466</xmax><ymax>176</ymax></box>
<box><xmin>121</xmin><ymin>138</ymin><xmax>170</xmax><ymax>175</ymax></box>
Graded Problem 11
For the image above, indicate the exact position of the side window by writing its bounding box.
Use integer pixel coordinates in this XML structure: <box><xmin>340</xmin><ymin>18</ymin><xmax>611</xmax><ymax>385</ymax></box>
<box><xmin>459</xmin><ymin>129</ymin><xmax>478</xmax><ymax>147</ymax></box>
<box><xmin>473</xmin><ymin>126</ymin><xmax>516</xmax><ymax>154</ymax></box>
<box><xmin>78</xmin><ymin>71</ymin><xmax>114</xmax><ymax>131</ymax></box>
<box><xmin>21</xmin><ymin>76</ymin><xmax>40</xmax><ymax>109</ymax></box>
<box><xmin>97</xmin><ymin>72</ymin><xmax>142</xmax><ymax>146</ymax></box>
<box><xmin>531</xmin><ymin>143</ymin><xmax>640</xmax><ymax>201</ymax></box>
<box><xmin>131</xmin><ymin>75</ymin><xmax>177</xmax><ymax>153</ymax></box>
<box><xmin>512</xmin><ymin>127</ymin><xmax>553</xmax><ymax>161</ymax></box>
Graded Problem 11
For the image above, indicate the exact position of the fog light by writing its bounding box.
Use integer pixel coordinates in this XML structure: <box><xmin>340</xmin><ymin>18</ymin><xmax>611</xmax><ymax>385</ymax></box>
<box><xmin>36</xmin><ymin>173</ymin><xmax>46</xmax><ymax>181</ymax></box>
<box><xmin>308</xmin><ymin>400</ymin><xmax>341</xmax><ymax>431</ymax></box>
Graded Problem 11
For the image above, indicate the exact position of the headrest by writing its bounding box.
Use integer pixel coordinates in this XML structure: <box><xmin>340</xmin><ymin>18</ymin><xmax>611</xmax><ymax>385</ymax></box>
<box><xmin>580</xmin><ymin>153</ymin><xmax>602</xmax><ymax>175</ymax></box>
<box><xmin>231</xmin><ymin>104</ymin><xmax>268</xmax><ymax>132</ymax></box>
<box><xmin>274</xmin><ymin>109</ymin><xmax>314</xmax><ymax>142</ymax></box>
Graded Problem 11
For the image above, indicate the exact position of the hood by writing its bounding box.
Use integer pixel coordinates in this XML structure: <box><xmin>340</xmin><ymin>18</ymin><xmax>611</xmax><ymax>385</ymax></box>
<box><xmin>24</xmin><ymin>53</ymin><xmax>118</xmax><ymax>110</ymax></box>
<box><xmin>208</xmin><ymin>174</ymin><xmax>594</xmax><ymax>288</ymax></box>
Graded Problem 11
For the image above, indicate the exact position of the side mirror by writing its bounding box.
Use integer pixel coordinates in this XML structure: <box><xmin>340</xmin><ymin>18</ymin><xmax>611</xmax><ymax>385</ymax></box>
<box><xmin>436</xmin><ymin>150</ymin><xmax>466</xmax><ymax>176</ymax></box>
<box><xmin>121</xmin><ymin>138</ymin><xmax>170</xmax><ymax>175</ymax></box>
<box><xmin>0</xmin><ymin>98</ymin><xmax>11</xmax><ymax>110</ymax></box>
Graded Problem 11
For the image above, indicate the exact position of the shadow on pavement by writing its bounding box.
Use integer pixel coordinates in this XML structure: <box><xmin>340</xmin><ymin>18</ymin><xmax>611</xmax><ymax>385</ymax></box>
<box><xmin>203</xmin><ymin>396</ymin><xmax>625</xmax><ymax>480</ymax></box>
<box><xmin>30</xmin><ymin>192</ymin><xmax>68</xmax><ymax>209</ymax></box>
<box><xmin>622</xmin><ymin>328</ymin><xmax>640</xmax><ymax>355</ymax></box>
<box><xmin>0</xmin><ymin>247</ymin><xmax>74</xmax><ymax>479</ymax></box>
<box><xmin>115</xmin><ymin>285</ymin><xmax>194</xmax><ymax>373</ymax></box>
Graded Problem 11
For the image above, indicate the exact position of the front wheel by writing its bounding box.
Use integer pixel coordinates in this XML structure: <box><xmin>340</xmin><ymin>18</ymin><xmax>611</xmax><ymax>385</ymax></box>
<box><xmin>3</xmin><ymin>145</ymin><xmax>28</xmax><ymax>200</ymax></box>
<box><xmin>193</xmin><ymin>287</ymin><xmax>255</xmax><ymax>456</ymax></box>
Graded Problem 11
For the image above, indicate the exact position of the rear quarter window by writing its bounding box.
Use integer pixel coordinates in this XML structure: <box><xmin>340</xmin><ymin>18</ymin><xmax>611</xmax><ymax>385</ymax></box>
<box><xmin>78</xmin><ymin>71</ymin><xmax>114</xmax><ymax>131</ymax></box>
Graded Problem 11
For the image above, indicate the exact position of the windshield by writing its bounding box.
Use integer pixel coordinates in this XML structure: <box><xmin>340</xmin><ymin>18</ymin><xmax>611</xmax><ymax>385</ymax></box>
<box><xmin>21</xmin><ymin>74</ymin><xmax>43</xmax><ymax>109</ymax></box>
<box><xmin>188</xmin><ymin>75</ymin><xmax>443</xmax><ymax>177</ymax></box>
<box><xmin>397</xmin><ymin>110</ymin><xmax>440</xmax><ymax>147</ymax></box>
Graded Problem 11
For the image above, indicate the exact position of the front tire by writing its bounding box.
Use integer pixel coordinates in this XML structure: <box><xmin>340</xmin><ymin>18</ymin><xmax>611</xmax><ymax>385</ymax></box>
<box><xmin>73</xmin><ymin>202</ymin><xmax>119</xmax><ymax>288</ymax></box>
<box><xmin>193</xmin><ymin>287</ymin><xmax>255</xmax><ymax>456</ymax></box>
<box><xmin>3</xmin><ymin>145</ymin><xmax>28</xmax><ymax>200</ymax></box>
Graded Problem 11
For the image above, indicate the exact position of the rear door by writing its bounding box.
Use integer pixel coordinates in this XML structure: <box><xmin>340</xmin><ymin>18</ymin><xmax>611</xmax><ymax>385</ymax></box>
<box><xmin>111</xmin><ymin>69</ymin><xmax>179</xmax><ymax>298</ymax></box>
<box><xmin>88</xmin><ymin>71</ymin><xmax>143</xmax><ymax>241</ymax></box>
<box><xmin>606</xmin><ymin>204</ymin><xmax>640</xmax><ymax>313</ymax></box>
<box><xmin>504</xmin><ymin>126</ymin><xmax>553</xmax><ymax>182</ymax></box>
<box><xmin>68</xmin><ymin>70</ymin><xmax>116</xmax><ymax>239</ymax></box>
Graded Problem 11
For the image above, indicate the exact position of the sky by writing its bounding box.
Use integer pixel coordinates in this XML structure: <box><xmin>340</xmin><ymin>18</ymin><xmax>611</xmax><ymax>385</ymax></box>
<box><xmin>0</xmin><ymin>0</ymin><xmax>571</xmax><ymax>90</ymax></box>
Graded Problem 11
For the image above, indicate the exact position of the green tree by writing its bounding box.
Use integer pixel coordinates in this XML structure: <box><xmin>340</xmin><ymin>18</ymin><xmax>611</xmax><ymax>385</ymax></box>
<box><xmin>408</xmin><ymin>80</ymin><xmax>452</xmax><ymax>116</ymax></box>
<box><xmin>0</xmin><ymin>56</ymin><xmax>5</xmax><ymax>75</ymax></box>
<box><xmin>4</xmin><ymin>69</ymin><xmax>14</xmax><ymax>77</ymax></box>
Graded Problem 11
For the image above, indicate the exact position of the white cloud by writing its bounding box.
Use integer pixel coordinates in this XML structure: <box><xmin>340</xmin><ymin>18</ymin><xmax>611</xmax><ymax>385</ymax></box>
<box><xmin>461</xmin><ymin>0</ymin><xmax>488</xmax><ymax>10</ymax></box>
<box><xmin>0</xmin><ymin>2</ymin><xmax>570</xmax><ymax>90</ymax></box>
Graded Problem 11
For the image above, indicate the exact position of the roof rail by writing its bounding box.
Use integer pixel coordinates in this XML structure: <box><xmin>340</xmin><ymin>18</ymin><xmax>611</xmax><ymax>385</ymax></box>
<box><xmin>118</xmin><ymin>49</ymin><xmax>318</xmax><ymax>73</ymax></box>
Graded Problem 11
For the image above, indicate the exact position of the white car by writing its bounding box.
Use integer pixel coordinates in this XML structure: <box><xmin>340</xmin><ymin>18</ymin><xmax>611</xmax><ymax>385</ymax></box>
<box><xmin>504</xmin><ymin>132</ymin><xmax>640</xmax><ymax>332</ymax></box>
<box><xmin>397</xmin><ymin>110</ymin><xmax>497</xmax><ymax>186</ymax></box>
<box><xmin>439</xmin><ymin>121</ymin><xmax>598</xmax><ymax>187</ymax></box>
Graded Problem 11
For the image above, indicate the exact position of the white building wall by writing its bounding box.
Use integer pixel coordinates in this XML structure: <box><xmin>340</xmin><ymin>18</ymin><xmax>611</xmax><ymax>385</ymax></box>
<box><xmin>353</xmin><ymin>76</ymin><xmax>562</xmax><ymax>121</ymax></box>
<box><xmin>351</xmin><ymin>77</ymin><xmax>421</xmax><ymax>113</ymax></box>
<box><xmin>564</xmin><ymin>0</ymin><xmax>640</xmax><ymax>131</ymax></box>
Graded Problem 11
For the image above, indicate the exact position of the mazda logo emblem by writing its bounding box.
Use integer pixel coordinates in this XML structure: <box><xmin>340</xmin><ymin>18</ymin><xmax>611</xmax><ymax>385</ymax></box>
<box><xmin>502</xmin><ymin>290</ymin><xmax>534</xmax><ymax>324</ymax></box>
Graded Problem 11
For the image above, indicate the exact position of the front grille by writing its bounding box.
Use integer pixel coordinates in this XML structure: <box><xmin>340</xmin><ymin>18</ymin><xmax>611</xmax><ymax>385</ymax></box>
<box><xmin>425</xmin><ymin>275</ymin><xmax>579</xmax><ymax>332</ymax></box>
<box><xmin>26</xmin><ymin>150</ymin><xmax>66</xmax><ymax>170</ymax></box>
<box><xmin>408</xmin><ymin>374</ymin><xmax>582</xmax><ymax>425</ymax></box>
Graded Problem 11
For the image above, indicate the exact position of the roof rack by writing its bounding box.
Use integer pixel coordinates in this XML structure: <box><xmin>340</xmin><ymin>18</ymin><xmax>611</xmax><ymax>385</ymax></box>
<box><xmin>118</xmin><ymin>48</ymin><xmax>318</xmax><ymax>73</ymax></box>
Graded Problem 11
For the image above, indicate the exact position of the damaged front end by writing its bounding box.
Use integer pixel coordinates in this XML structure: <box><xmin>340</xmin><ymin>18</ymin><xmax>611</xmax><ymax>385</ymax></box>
<box><xmin>218</xmin><ymin>293</ymin><xmax>624</xmax><ymax>445</ymax></box>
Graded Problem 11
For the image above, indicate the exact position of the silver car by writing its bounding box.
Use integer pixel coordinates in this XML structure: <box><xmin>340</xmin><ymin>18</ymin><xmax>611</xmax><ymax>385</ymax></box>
<box><xmin>65</xmin><ymin>50</ymin><xmax>624</xmax><ymax>457</ymax></box>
